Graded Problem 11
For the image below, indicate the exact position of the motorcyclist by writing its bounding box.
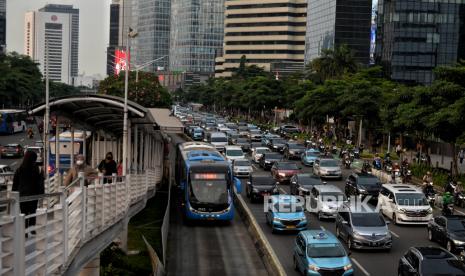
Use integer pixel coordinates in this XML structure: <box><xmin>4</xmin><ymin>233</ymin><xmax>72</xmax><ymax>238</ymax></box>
<box><xmin>422</xmin><ymin>171</ymin><xmax>433</xmax><ymax>185</ymax></box>
<box><xmin>373</xmin><ymin>154</ymin><xmax>382</xmax><ymax>170</ymax></box>
<box><xmin>423</xmin><ymin>181</ymin><xmax>435</xmax><ymax>196</ymax></box>
<box><xmin>361</xmin><ymin>160</ymin><xmax>371</xmax><ymax>174</ymax></box>
<box><xmin>27</xmin><ymin>127</ymin><xmax>34</xmax><ymax>139</ymax></box>
<box><xmin>443</xmin><ymin>192</ymin><xmax>454</xmax><ymax>215</ymax></box>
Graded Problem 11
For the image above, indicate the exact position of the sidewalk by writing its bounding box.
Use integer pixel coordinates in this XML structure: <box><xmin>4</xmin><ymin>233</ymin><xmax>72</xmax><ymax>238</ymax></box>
<box><xmin>402</xmin><ymin>151</ymin><xmax>465</xmax><ymax>174</ymax></box>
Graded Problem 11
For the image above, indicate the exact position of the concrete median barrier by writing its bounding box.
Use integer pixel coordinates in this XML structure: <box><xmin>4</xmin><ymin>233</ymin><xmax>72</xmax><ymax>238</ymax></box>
<box><xmin>234</xmin><ymin>191</ymin><xmax>286</xmax><ymax>276</ymax></box>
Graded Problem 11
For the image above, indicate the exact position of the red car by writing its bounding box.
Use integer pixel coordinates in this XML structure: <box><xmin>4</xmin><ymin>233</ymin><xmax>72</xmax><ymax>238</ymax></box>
<box><xmin>271</xmin><ymin>162</ymin><xmax>301</xmax><ymax>183</ymax></box>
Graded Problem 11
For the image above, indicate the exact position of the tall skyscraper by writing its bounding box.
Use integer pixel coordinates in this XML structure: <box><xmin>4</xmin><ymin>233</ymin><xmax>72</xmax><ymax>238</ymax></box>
<box><xmin>215</xmin><ymin>0</ymin><xmax>307</xmax><ymax>78</ymax></box>
<box><xmin>375</xmin><ymin>0</ymin><xmax>465</xmax><ymax>85</ymax></box>
<box><xmin>107</xmin><ymin>2</ymin><xmax>120</xmax><ymax>75</ymax></box>
<box><xmin>24</xmin><ymin>5</ymin><xmax>79</xmax><ymax>85</ymax></box>
<box><xmin>132</xmin><ymin>0</ymin><xmax>170</xmax><ymax>72</ymax></box>
<box><xmin>305</xmin><ymin>0</ymin><xmax>372</xmax><ymax>65</ymax></box>
<box><xmin>170</xmin><ymin>0</ymin><xmax>225</xmax><ymax>81</ymax></box>
<box><xmin>0</xmin><ymin>0</ymin><xmax>6</xmax><ymax>53</ymax></box>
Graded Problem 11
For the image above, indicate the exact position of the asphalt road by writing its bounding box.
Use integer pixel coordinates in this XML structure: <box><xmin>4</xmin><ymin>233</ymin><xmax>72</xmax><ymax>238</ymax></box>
<box><xmin>0</xmin><ymin>127</ymin><xmax>39</xmax><ymax>170</ymax></box>
<box><xmin>239</xmin><ymin>153</ymin><xmax>459</xmax><ymax>276</ymax></box>
<box><xmin>165</xmin><ymin>134</ymin><xmax>268</xmax><ymax>276</ymax></box>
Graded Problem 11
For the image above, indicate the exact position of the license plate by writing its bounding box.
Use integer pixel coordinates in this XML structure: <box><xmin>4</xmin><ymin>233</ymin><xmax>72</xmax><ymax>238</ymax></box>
<box><xmin>262</xmin><ymin>193</ymin><xmax>270</xmax><ymax>196</ymax></box>
<box><xmin>207</xmin><ymin>217</ymin><xmax>215</xmax><ymax>221</ymax></box>
<box><xmin>286</xmin><ymin>225</ymin><xmax>296</xmax><ymax>229</ymax></box>
<box><xmin>371</xmin><ymin>242</ymin><xmax>378</xmax><ymax>246</ymax></box>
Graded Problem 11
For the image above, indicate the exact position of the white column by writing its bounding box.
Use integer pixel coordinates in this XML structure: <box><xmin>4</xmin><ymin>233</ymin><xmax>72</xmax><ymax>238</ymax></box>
<box><xmin>91</xmin><ymin>133</ymin><xmax>95</xmax><ymax>167</ymax></box>
<box><xmin>96</xmin><ymin>131</ymin><xmax>101</xmax><ymax>165</ymax></box>
<box><xmin>134</xmin><ymin>126</ymin><xmax>139</xmax><ymax>172</ymax></box>
<box><xmin>71</xmin><ymin>127</ymin><xmax>75</xmax><ymax>170</ymax></box>
<box><xmin>103</xmin><ymin>133</ymin><xmax>107</xmax><ymax>157</ymax></box>
<box><xmin>139</xmin><ymin>130</ymin><xmax>144</xmax><ymax>171</ymax></box>
<box><xmin>127</xmin><ymin>121</ymin><xmax>132</xmax><ymax>173</ymax></box>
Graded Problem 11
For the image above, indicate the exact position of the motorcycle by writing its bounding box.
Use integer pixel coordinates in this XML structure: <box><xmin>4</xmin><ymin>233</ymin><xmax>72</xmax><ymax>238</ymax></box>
<box><xmin>455</xmin><ymin>192</ymin><xmax>465</xmax><ymax>208</ymax></box>
<box><xmin>402</xmin><ymin>170</ymin><xmax>412</xmax><ymax>183</ymax></box>
<box><xmin>384</xmin><ymin>158</ymin><xmax>393</xmax><ymax>173</ymax></box>
<box><xmin>391</xmin><ymin>169</ymin><xmax>401</xmax><ymax>183</ymax></box>
<box><xmin>373</xmin><ymin>158</ymin><xmax>382</xmax><ymax>170</ymax></box>
<box><xmin>353</xmin><ymin>147</ymin><xmax>360</xmax><ymax>159</ymax></box>
<box><xmin>442</xmin><ymin>203</ymin><xmax>454</xmax><ymax>216</ymax></box>
<box><xmin>344</xmin><ymin>156</ymin><xmax>351</xmax><ymax>169</ymax></box>
<box><xmin>331</xmin><ymin>145</ymin><xmax>338</xmax><ymax>154</ymax></box>
<box><xmin>423</xmin><ymin>183</ymin><xmax>436</xmax><ymax>207</ymax></box>
<box><xmin>27</xmin><ymin>129</ymin><xmax>34</xmax><ymax>139</ymax></box>
<box><xmin>319</xmin><ymin>144</ymin><xmax>325</xmax><ymax>153</ymax></box>
<box><xmin>361</xmin><ymin>161</ymin><xmax>372</xmax><ymax>174</ymax></box>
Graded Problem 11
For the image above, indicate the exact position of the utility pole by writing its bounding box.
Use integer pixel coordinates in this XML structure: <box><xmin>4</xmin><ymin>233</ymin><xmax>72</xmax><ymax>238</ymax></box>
<box><xmin>44</xmin><ymin>39</ymin><xmax>50</xmax><ymax>194</ymax></box>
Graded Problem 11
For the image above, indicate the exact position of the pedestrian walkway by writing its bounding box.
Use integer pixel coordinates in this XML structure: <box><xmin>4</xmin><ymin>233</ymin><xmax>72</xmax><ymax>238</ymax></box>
<box><xmin>403</xmin><ymin>151</ymin><xmax>465</xmax><ymax>174</ymax></box>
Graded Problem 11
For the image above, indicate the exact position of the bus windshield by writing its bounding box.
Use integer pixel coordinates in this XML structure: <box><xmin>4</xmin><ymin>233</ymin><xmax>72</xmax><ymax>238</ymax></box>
<box><xmin>189</xmin><ymin>173</ymin><xmax>228</xmax><ymax>205</ymax></box>
<box><xmin>50</xmin><ymin>142</ymin><xmax>81</xmax><ymax>155</ymax></box>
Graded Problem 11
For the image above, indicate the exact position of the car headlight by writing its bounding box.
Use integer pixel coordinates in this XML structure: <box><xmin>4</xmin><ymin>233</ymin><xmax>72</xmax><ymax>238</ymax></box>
<box><xmin>353</xmin><ymin>231</ymin><xmax>363</xmax><ymax>238</ymax></box>
<box><xmin>265</xmin><ymin>160</ymin><xmax>271</xmax><ymax>164</ymax></box>
<box><xmin>358</xmin><ymin>188</ymin><xmax>367</xmax><ymax>193</ymax></box>
<box><xmin>453</xmin><ymin>239</ymin><xmax>465</xmax><ymax>245</ymax></box>
<box><xmin>427</xmin><ymin>207</ymin><xmax>433</xmax><ymax>214</ymax></box>
<box><xmin>289</xmin><ymin>151</ymin><xmax>295</xmax><ymax>154</ymax></box>
<box><xmin>398</xmin><ymin>208</ymin><xmax>407</xmax><ymax>214</ymax></box>
<box><xmin>344</xmin><ymin>264</ymin><xmax>352</xmax><ymax>271</ymax></box>
<box><xmin>278</xmin><ymin>172</ymin><xmax>286</xmax><ymax>177</ymax></box>
<box><xmin>273</xmin><ymin>217</ymin><xmax>281</xmax><ymax>222</ymax></box>
<box><xmin>273</xmin><ymin>146</ymin><xmax>278</xmax><ymax>149</ymax></box>
<box><xmin>253</xmin><ymin>188</ymin><xmax>259</xmax><ymax>193</ymax></box>
<box><xmin>308</xmin><ymin>264</ymin><xmax>319</xmax><ymax>271</ymax></box>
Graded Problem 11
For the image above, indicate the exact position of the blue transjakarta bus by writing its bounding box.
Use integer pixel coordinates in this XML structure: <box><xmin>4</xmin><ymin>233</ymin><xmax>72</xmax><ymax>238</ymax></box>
<box><xmin>0</xmin><ymin>109</ymin><xmax>27</xmax><ymax>134</ymax></box>
<box><xmin>49</xmin><ymin>131</ymin><xmax>91</xmax><ymax>175</ymax></box>
<box><xmin>176</xmin><ymin>142</ymin><xmax>241</xmax><ymax>221</ymax></box>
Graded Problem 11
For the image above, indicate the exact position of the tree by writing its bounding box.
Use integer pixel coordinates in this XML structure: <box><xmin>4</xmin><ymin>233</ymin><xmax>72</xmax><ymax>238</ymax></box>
<box><xmin>98</xmin><ymin>71</ymin><xmax>172</xmax><ymax>108</ymax></box>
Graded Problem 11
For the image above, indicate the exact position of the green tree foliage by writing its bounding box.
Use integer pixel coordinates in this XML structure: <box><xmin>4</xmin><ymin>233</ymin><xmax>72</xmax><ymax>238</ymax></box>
<box><xmin>98</xmin><ymin>71</ymin><xmax>172</xmax><ymax>108</ymax></box>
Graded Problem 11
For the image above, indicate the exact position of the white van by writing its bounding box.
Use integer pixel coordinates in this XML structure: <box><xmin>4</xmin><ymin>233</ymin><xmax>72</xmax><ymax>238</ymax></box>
<box><xmin>206</xmin><ymin>132</ymin><xmax>228</xmax><ymax>152</ymax></box>
<box><xmin>377</xmin><ymin>184</ymin><xmax>433</xmax><ymax>225</ymax></box>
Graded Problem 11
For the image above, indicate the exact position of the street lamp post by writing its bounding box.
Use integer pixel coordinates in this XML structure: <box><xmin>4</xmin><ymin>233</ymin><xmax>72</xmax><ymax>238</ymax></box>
<box><xmin>122</xmin><ymin>28</ymin><xmax>138</xmax><ymax>177</ymax></box>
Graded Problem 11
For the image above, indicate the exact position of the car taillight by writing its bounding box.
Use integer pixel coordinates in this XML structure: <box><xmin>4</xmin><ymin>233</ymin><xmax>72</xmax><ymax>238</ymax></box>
<box><xmin>16</xmin><ymin>148</ymin><xmax>19</xmax><ymax>152</ymax></box>
<box><xmin>48</xmin><ymin>166</ymin><xmax>53</xmax><ymax>173</ymax></box>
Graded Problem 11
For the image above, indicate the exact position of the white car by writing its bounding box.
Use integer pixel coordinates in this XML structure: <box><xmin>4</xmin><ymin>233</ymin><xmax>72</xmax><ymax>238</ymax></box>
<box><xmin>377</xmin><ymin>184</ymin><xmax>432</xmax><ymax>225</ymax></box>
<box><xmin>224</xmin><ymin>146</ymin><xmax>245</xmax><ymax>162</ymax></box>
<box><xmin>313</xmin><ymin>158</ymin><xmax>342</xmax><ymax>179</ymax></box>
<box><xmin>309</xmin><ymin>185</ymin><xmax>347</xmax><ymax>220</ymax></box>
<box><xmin>24</xmin><ymin>146</ymin><xmax>44</xmax><ymax>163</ymax></box>
<box><xmin>232</xmin><ymin>159</ymin><xmax>253</xmax><ymax>177</ymax></box>
<box><xmin>251</xmin><ymin>147</ymin><xmax>271</xmax><ymax>163</ymax></box>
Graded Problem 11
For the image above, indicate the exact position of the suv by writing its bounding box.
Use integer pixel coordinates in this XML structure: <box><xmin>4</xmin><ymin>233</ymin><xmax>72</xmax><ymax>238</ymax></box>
<box><xmin>290</xmin><ymin>173</ymin><xmax>324</xmax><ymax>196</ymax></box>
<box><xmin>284</xmin><ymin>143</ymin><xmax>306</xmax><ymax>160</ymax></box>
<box><xmin>251</xmin><ymin>147</ymin><xmax>271</xmax><ymax>163</ymax></box>
<box><xmin>345</xmin><ymin>173</ymin><xmax>382</xmax><ymax>199</ymax></box>
<box><xmin>248</xmin><ymin>129</ymin><xmax>262</xmax><ymax>142</ymax></box>
<box><xmin>279</xmin><ymin>125</ymin><xmax>301</xmax><ymax>137</ymax></box>
<box><xmin>313</xmin><ymin>157</ymin><xmax>342</xmax><ymax>179</ymax></box>
<box><xmin>246</xmin><ymin>173</ymin><xmax>278</xmax><ymax>203</ymax></box>
<box><xmin>293</xmin><ymin>230</ymin><xmax>353</xmax><ymax>276</ymax></box>
<box><xmin>336</xmin><ymin>204</ymin><xmax>392</xmax><ymax>251</ymax></box>
<box><xmin>259</xmin><ymin>152</ymin><xmax>283</xmax><ymax>170</ymax></box>
<box><xmin>271</xmin><ymin>162</ymin><xmax>301</xmax><ymax>184</ymax></box>
<box><xmin>309</xmin><ymin>185</ymin><xmax>347</xmax><ymax>220</ymax></box>
<box><xmin>207</xmin><ymin>132</ymin><xmax>228</xmax><ymax>152</ymax></box>
<box><xmin>377</xmin><ymin>184</ymin><xmax>433</xmax><ymax>225</ymax></box>
<box><xmin>398</xmin><ymin>247</ymin><xmax>465</xmax><ymax>276</ymax></box>
<box><xmin>265</xmin><ymin>195</ymin><xmax>307</xmax><ymax>233</ymax></box>
<box><xmin>428</xmin><ymin>215</ymin><xmax>465</xmax><ymax>253</ymax></box>
<box><xmin>269</xmin><ymin>138</ymin><xmax>287</xmax><ymax>153</ymax></box>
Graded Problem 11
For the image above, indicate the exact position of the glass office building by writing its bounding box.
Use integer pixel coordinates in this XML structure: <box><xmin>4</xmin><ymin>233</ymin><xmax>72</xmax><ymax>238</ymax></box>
<box><xmin>133</xmin><ymin>0</ymin><xmax>171</xmax><ymax>72</ymax></box>
<box><xmin>305</xmin><ymin>0</ymin><xmax>372</xmax><ymax>65</ymax></box>
<box><xmin>0</xmin><ymin>0</ymin><xmax>5</xmax><ymax>53</ymax></box>
<box><xmin>170</xmin><ymin>0</ymin><xmax>225</xmax><ymax>77</ymax></box>
<box><xmin>376</xmin><ymin>0</ymin><xmax>465</xmax><ymax>85</ymax></box>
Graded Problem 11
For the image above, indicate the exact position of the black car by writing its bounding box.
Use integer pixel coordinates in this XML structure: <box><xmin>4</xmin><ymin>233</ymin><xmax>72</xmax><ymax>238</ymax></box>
<box><xmin>398</xmin><ymin>246</ymin><xmax>465</xmax><ymax>276</ymax></box>
<box><xmin>1</xmin><ymin>144</ymin><xmax>24</xmax><ymax>158</ymax></box>
<box><xmin>279</xmin><ymin>125</ymin><xmax>301</xmax><ymax>137</ymax></box>
<box><xmin>269</xmin><ymin>138</ymin><xmax>287</xmax><ymax>153</ymax></box>
<box><xmin>428</xmin><ymin>215</ymin><xmax>465</xmax><ymax>253</ymax></box>
<box><xmin>290</xmin><ymin>173</ymin><xmax>324</xmax><ymax>196</ymax></box>
<box><xmin>259</xmin><ymin>152</ymin><xmax>283</xmax><ymax>170</ymax></box>
<box><xmin>284</xmin><ymin>143</ymin><xmax>306</xmax><ymax>160</ymax></box>
<box><xmin>246</xmin><ymin>173</ymin><xmax>278</xmax><ymax>203</ymax></box>
<box><xmin>236</xmin><ymin>137</ymin><xmax>251</xmax><ymax>152</ymax></box>
<box><xmin>345</xmin><ymin>173</ymin><xmax>382</xmax><ymax>199</ymax></box>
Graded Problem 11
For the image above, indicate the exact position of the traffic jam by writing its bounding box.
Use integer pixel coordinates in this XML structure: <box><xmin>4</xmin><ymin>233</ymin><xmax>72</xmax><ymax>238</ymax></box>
<box><xmin>174</xmin><ymin>105</ymin><xmax>465</xmax><ymax>276</ymax></box>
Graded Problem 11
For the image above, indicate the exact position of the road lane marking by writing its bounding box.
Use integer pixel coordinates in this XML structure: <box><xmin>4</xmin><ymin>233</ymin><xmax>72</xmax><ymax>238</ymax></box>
<box><xmin>390</xmin><ymin>230</ymin><xmax>400</xmax><ymax>238</ymax></box>
<box><xmin>20</xmin><ymin>138</ymin><xmax>24</xmax><ymax>142</ymax></box>
<box><xmin>320</xmin><ymin>226</ymin><xmax>325</xmax><ymax>231</ymax></box>
<box><xmin>11</xmin><ymin>161</ymin><xmax>17</xmax><ymax>167</ymax></box>
<box><xmin>252</xmin><ymin>164</ymin><xmax>259</xmax><ymax>170</ymax></box>
<box><xmin>456</xmin><ymin>209</ymin><xmax>465</xmax><ymax>216</ymax></box>
<box><xmin>351</xmin><ymin>257</ymin><xmax>370</xmax><ymax>276</ymax></box>
<box><xmin>279</xmin><ymin>188</ymin><xmax>287</xmax><ymax>194</ymax></box>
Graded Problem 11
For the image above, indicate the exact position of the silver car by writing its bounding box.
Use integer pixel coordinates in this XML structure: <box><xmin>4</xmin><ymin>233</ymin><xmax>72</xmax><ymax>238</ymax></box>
<box><xmin>336</xmin><ymin>205</ymin><xmax>392</xmax><ymax>251</ymax></box>
<box><xmin>233</xmin><ymin>159</ymin><xmax>253</xmax><ymax>177</ymax></box>
<box><xmin>313</xmin><ymin>158</ymin><xmax>342</xmax><ymax>179</ymax></box>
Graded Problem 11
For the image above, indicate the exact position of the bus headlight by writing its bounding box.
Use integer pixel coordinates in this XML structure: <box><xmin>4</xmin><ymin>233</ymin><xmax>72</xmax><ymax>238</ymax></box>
<box><xmin>344</xmin><ymin>264</ymin><xmax>352</xmax><ymax>271</ymax></box>
<box><xmin>308</xmin><ymin>264</ymin><xmax>319</xmax><ymax>271</ymax></box>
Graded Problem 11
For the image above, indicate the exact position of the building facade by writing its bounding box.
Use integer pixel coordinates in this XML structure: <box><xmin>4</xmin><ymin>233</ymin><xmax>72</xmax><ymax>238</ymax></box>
<box><xmin>132</xmin><ymin>0</ymin><xmax>170</xmax><ymax>72</ymax></box>
<box><xmin>305</xmin><ymin>0</ymin><xmax>372</xmax><ymax>65</ymax></box>
<box><xmin>170</xmin><ymin>0</ymin><xmax>225</xmax><ymax>80</ymax></box>
<box><xmin>24</xmin><ymin>5</ymin><xmax>79</xmax><ymax>85</ymax></box>
<box><xmin>0</xmin><ymin>0</ymin><xmax>6</xmax><ymax>53</ymax></box>
<box><xmin>215</xmin><ymin>0</ymin><xmax>307</xmax><ymax>78</ymax></box>
<box><xmin>375</xmin><ymin>0</ymin><xmax>465</xmax><ymax>85</ymax></box>
<box><xmin>107</xmin><ymin>2</ymin><xmax>120</xmax><ymax>76</ymax></box>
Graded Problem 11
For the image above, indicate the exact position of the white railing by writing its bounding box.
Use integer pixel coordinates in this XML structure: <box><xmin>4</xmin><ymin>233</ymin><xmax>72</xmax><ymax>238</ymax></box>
<box><xmin>0</xmin><ymin>168</ymin><xmax>161</xmax><ymax>276</ymax></box>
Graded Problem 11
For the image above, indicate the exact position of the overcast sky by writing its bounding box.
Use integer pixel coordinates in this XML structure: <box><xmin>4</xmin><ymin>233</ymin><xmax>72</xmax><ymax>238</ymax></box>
<box><xmin>6</xmin><ymin>0</ymin><xmax>111</xmax><ymax>76</ymax></box>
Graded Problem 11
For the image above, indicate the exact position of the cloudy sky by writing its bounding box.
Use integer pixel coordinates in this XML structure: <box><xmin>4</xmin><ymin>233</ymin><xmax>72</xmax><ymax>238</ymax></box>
<box><xmin>6</xmin><ymin>0</ymin><xmax>111</xmax><ymax>76</ymax></box>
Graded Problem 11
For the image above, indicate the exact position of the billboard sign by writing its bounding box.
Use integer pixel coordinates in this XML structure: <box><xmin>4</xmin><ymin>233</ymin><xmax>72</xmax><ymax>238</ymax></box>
<box><xmin>114</xmin><ymin>49</ymin><xmax>129</xmax><ymax>75</ymax></box>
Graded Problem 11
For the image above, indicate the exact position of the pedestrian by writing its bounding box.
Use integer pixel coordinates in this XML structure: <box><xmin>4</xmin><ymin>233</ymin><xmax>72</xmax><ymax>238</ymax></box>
<box><xmin>98</xmin><ymin>152</ymin><xmax>117</xmax><ymax>183</ymax></box>
<box><xmin>396</xmin><ymin>144</ymin><xmax>402</xmax><ymax>157</ymax></box>
<box><xmin>12</xmin><ymin>151</ymin><xmax>44</xmax><ymax>232</ymax></box>
<box><xmin>63</xmin><ymin>154</ymin><xmax>97</xmax><ymax>187</ymax></box>
<box><xmin>459</xmin><ymin>149</ymin><xmax>464</xmax><ymax>165</ymax></box>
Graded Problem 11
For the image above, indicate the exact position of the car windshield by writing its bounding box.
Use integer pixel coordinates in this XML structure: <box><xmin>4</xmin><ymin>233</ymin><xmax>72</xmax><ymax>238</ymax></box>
<box><xmin>421</xmin><ymin>260</ymin><xmax>465</xmax><ymax>275</ymax></box>
<box><xmin>272</xmin><ymin>139</ymin><xmax>286</xmax><ymax>144</ymax></box>
<box><xmin>447</xmin><ymin>219</ymin><xmax>465</xmax><ymax>232</ymax></box>
<box><xmin>300</xmin><ymin>177</ymin><xmax>321</xmax><ymax>186</ymax></box>
<box><xmin>306</xmin><ymin>152</ymin><xmax>319</xmax><ymax>157</ymax></box>
<box><xmin>250</xmin><ymin>130</ymin><xmax>261</xmax><ymax>134</ymax></box>
<box><xmin>256</xmin><ymin>148</ymin><xmax>269</xmax><ymax>154</ymax></box>
<box><xmin>211</xmin><ymin>137</ymin><xmax>227</xmax><ymax>142</ymax></box>
<box><xmin>320</xmin><ymin>160</ymin><xmax>339</xmax><ymax>167</ymax></box>
<box><xmin>395</xmin><ymin>193</ymin><xmax>429</xmax><ymax>206</ymax></box>
<box><xmin>253</xmin><ymin>177</ymin><xmax>275</xmax><ymax>186</ymax></box>
<box><xmin>307</xmin><ymin>243</ymin><xmax>346</xmax><ymax>258</ymax></box>
<box><xmin>266</xmin><ymin>154</ymin><xmax>282</xmax><ymax>160</ymax></box>
<box><xmin>227</xmin><ymin>149</ymin><xmax>244</xmax><ymax>157</ymax></box>
<box><xmin>289</xmin><ymin>144</ymin><xmax>306</xmax><ymax>150</ymax></box>
<box><xmin>237</xmin><ymin>138</ymin><xmax>249</xmax><ymax>143</ymax></box>
<box><xmin>277</xmin><ymin>163</ymin><xmax>299</xmax><ymax>170</ymax></box>
<box><xmin>234</xmin><ymin>160</ymin><xmax>250</xmax><ymax>166</ymax></box>
<box><xmin>273</xmin><ymin>203</ymin><xmax>303</xmax><ymax>213</ymax></box>
<box><xmin>351</xmin><ymin>213</ymin><xmax>386</xmax><ymax>227</ymax></box>
<box><xmin>357</xmin><ymin>177</ymin><xmax>380</xmax><ymax>186</ymax></box>
<box><xmin>321</xmin><ymin>192</ymin><xmax>346</xmax><ymax>202</ymax></box>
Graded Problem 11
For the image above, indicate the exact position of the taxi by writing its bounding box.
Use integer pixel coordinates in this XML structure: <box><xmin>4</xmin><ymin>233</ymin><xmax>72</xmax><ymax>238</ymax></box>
<box><xmin>293</xmin><ymin>230</ymin><xmax>354</xmax><ymax>275</ymax></box>
<box><xmin>265</xmin><ymin>195</ymin><xmax>307</xmax><ymax>233</ymax></box>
